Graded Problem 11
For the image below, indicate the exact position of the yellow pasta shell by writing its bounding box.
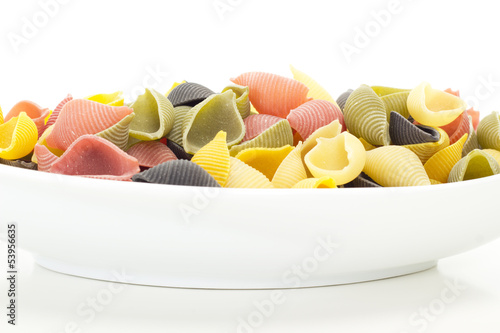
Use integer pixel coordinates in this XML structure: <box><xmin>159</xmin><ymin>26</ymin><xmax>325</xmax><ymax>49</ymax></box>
<box><xmin>191</xmin><ymin>131</ymin><xmax>230</xmax><ymax>187</ymax></box>
<box><xmin>407</xmin><ymin>82</ymin><xmax>467</xmax><ymax>126</ymax></box>
<box><xmin>86</xmin><ymin>91</ymin><xmax>124</xmax><ymax>106</ymax></box>
<box><xmin>483</xmin><ymin>149</ymin><xmax>500</xmax><ymax>165</ymax></box>
<box><xmin>364</xmin><ymin>146</ymin><xmax>431</xmax><ymax>187</ymax></box>
<box><xmin>403</xmin><ymin>127</ymin><xmax>450</xmax><ymax>164</ymax></box>
<box><xmin>289</xmin><ymin>65</ymin><xmax>339</xmax><ymax>109</ymax></box>
<box><xmin>31</xmin><ymin>124</ymin><xmax>64</xmax><ymax>163</ymax></box>
<box><xmin>292</xmin><ymin>177</ymin><xmax>337</xmax><ymax>189</ymax></box>
<box><xmin>235</xmin><ymin>146</ymin><xmax>294</xmax><ymax>181</ymax></box>
<box><xmin>304</xmin><ymin>132</ymin><xmax>366</xmax><ymax>185</ymax></box>
<box><xmin>424</xmin><ymin>134</ymin><xmax>468</xmax><ymax>183</ymax></box>
<box><xmin>272</xmin><ymin>142</ymin><xmax>307</xmax><ymax>188</ymax></box>
<box><xmin>0</xmin><ymin>112</ymin><xmax>38</xmax><ymax>160</ymax></box>
<box><xmin>448</xmin><ymin>149</ymin><xmax>500</xmax><ymax>182</ymax></box>
<box><xmin>224</xmin><ymin>157</ymin><xmax>274</xmax><ymax>188</ymax></box>
<box><xmin>477</xmin><ymin>111</ymin><xmax>500</xmax><ymax>150</ymax></box>
<box><xmin>301</xmin><ymin>120</ymin><xmax>342</xmax><ymax>160</ymax></box>
<box><xmin>343</xmin><ymin>84</ymin><xmax>390</xmax><ymax>146</ymax></box>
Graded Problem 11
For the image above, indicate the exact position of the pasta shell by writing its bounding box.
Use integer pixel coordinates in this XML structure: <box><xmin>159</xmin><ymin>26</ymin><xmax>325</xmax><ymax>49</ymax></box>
<box><xmin>96</xmin><ymin>113</ymin><xmax>135</xmax><ymax>150</ymax></box>
<box><xmin>31</xmin><ymin>125</ymin><xmax>64</xmax><ymax>163</ymax></box>
<box><xmin>34</xmin><ymin>144</ymin><xmax>59</xmax><ymax>172</ymax></box>
<box><xmin>235</xmin><ymin>145</ymin><xmax>294</xmax><ymax>181</ymax></box>
<box><xmin>0</xmin><ymin>112</ymin><xmax>38</xmax><ymax>160</ymax></box>
<box><xmin>224</xmin><ymin>157</ymin><xmax>274</xmax><ymax>188</ymax></box>
<box><xmin>343</xmin><ymin>84</ymin><xmax>390</xmax><ymax>146</ymax></box>
<box><xmin>389</xmin><ymin>111</ymin><xmax>440</xmax><ymax>145</ymax></box>
<box><xmin>166</xmin><ymin>140</ymin><xmax>193</xmax><ymax>161</ymax></box>
<box><xmin>407</xmin><ymin>82</ymin><xmax>467</xmax><ymax>126</ymax></box>
<box><xmin>46</xmin><ymin>99</ymin><xmax>134</xmax><ymax>151</ymax></box>
<box><xmin>222</xmin><ymin>84</ymin><xmax>251</xmax><ymax>119</ymax></box>
<box><xmin>462</xmin><ymin>115</ymin><xmax>481</xmax><ymax>157</ymax></box>
<box><xmin>132</xmin><ymin>160</ymin><xmax>220</xmax><ymax>187</ymax></box>
<box><xmin>272</xmin><ymin>142</ymin><xmax>307</xmax><ymax>188</ymax></box>
<box><xmin>403</xmin><ymin>127</ymin><xmax>450</xmax><ymax>164</ymax></box>
<box><xmin>289</xmin><ymin>65</ymin><xmax>339</xmax><ymax>108</ymax></box>
<box><xmin>301</xmin><ymin>119</ymin><xmax>342</xmax><ymax>160</ymax></box>
<box><xmin>167</xmin><ymin>105</ymin><xmax>191</xmax><ymax>146</ymax></box>
<box><xmin>42</xmin><ymin>94</ymin><xmax>73</xmax><ymax>134</ymax></box>
<box><xmin>129</xmin><ymin>88</ymin><xmax>175</xmax><ymax>141</ymax></box>
<box><xmin>439</xmin><ymin>110</ymin><xmax>470</xmax><ymax>145</ymax></box>
<box><xmin>423</xmin><ymin>133</ymin><xmax>468</xmax><ymax>183</ymax></box>
<box><xmin>230</xmin><ymin>72</ymin><xmax>310</xmax><ymax>118</ymax></box>
<box><xmin>242</xmin><ymin>114</ymin><xmax>283</xmax><ymax>142</ymax></box>
<box><xmin>292</xmin><ymin>177</ymin><xmax>337</xmax><ymax>189</ymax></box>
<box><xmin>448</xmin><ymin>149</ymin><xmax>500</xmax><ymax>183</ymax></box>
<box><xmin>343</xmin><ymin>172</ymin><xmax>381</xmax><ymax>188</ymax></box>
<box><xmin>165</xmin><ymin>81</ymin><xmax>186</xmax><ymax>96</ymax></box>
<box><xmin>304</xmin><ymin>132</ymin><xmax>366</xmax><ymax>185</ymax></box>
<box><xmin>191</xmin><ymin>131</ymin><xmax>230</xmax><ymax>187</ymax></box>
<box><xmin>371</xmin><ymin>86</ymin><xmax>411</xmax><ymax>119</ymax></box>
<box><xmin>287</xmin><ymin>100</ymin><xmax>345</xmax><ymax>140</ymax></box>
<box><xmin>336</xmin><ymin>89</ymin><xmax>353</xmax><ymax>112</ymax></box>
<box><xmin>364</xmin><ymin>146</ymin><xmax>431</xmax><ymax>187</ymax></box>
<box><xmin>359</xmin><ymin>138</ymin><xmax>376</xmax><ymax>151</ymax></box>
<box><xmin>477</xmin><ymin>111</ymin><xmax>500</xmax><ymax>150</ymax></box>
<box><xmin>0</xmin><ymin>105</ymin><xmax>3</xmax><ymax>124</ymax></box>
<box><xmin>483</xmin><ymin>149</ymin><xmax>500</xmax><ymax>165</ymax></box>
<box><xmin>167</xmin><ymin>82</ymin><xmax>215</xmax><ymax>107</ymax></box>
<box><xmin>126</xmin><ymin>141</ymin><xmax>177</xmax><ymax>168</ymax></box>
<box><xmin>182</xmin><ymin>90</ymin><xmax>245</xmax><ymax>154</ymax></box>
<box><xmin>0</xmin><ymin>157</ymin><xmax>37</xmax><ymax>170</ymax></box>
<box><xmin>5</xmin><ymin>100</ymin><xmax>50</xmax><ymax>136</ymax></box>
<box><xmin>467</xmin><ymin>107</ymin><xmax>480</xmax><ymax>130</ymax></box>
<box><xmin>49</xmin><ymin>135</ymin><xmax>140</xmax><ymax>181</ymax></box>
<box><xmin>86</xmin><ymin>91</ymin><xmax>124</xmax><ymax>106</ymax></box>
<box><xmin>229</xmin><ymin>119</ymin><xmax>293</xmax><ymax>157</ymax></box>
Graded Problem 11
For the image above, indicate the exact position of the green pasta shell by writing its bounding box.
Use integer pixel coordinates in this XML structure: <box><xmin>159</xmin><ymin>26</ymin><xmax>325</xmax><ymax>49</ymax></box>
<box><xmin>229</xmin><ymin>119</ymin><xmax>293</xmax><ymax>157</ymax></box>
<box><xmin>448</xmin><ymin>149</ymin><xmax>500</xmax><ymax>183</ymax></box>
<box><xmin>96</xmin><ymin>113</ymin><xmax>135</xmax><ymax>151</ymax></box>
<box><xmin>343</xmin><ymin>84</ymin><xmax>390</xmax><ymax>146</ymax></box>
<box><xmin>477</xmin><ymin>111</ymin><xmax>500</xmax><ymax>150</ymax></box>
<box><xmin>182</xmin><ymin>90</ymin><xmax>245</xmax><ymax>154</ymax></box>
<box><xmin>167</xmin><ymin>106</ymin><xmax>191</xmax><ymax>146</ymax></box>
<box><xmin>222</xmin><ymin>84</ymin><xmax>251</xmax><ymax>119</ymax></box>
<box><xmin>129</xmin><ymin>88</ymin><xmax>175</xmax><ymax>141</ymax></box>
<box><xmin>372</xmin><ymin>86</ymin><xmax>411</xmax><ymax>120</ymax></box>
<box><xmin>462</xmin><ymin>115</ymin><xmax>481</xmax><ymax>157</ymax></box>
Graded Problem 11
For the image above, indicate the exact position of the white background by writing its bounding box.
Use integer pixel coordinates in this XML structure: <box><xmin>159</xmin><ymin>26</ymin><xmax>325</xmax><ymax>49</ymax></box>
<box><xmin>1</xmin><ymin>0</ymin><xmax>500</xmax><ymax>332</ymax></box>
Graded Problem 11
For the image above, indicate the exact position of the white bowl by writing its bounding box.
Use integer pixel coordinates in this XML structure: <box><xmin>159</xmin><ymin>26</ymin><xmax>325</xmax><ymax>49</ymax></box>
<box><xmin>1</xmin><ymin>163</ymin><xmax>499</xmax><ymax>289</ymax></box>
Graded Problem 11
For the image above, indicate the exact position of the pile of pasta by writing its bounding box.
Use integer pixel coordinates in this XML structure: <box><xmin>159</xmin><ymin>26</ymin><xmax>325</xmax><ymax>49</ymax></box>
<box><xmin>1</xmin><ymin>66</ymin><xmax>500</xmax><ymax>188</ymax></box>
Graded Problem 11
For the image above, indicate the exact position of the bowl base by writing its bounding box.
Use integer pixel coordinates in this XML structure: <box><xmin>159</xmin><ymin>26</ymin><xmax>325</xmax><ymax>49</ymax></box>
<box><xmin>34</xmin><ymin>256</ymin><xmax>437</xmax><ymax>289</ymax></box>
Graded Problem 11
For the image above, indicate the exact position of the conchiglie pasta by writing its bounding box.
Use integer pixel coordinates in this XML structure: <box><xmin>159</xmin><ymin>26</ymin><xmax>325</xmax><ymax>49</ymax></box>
<box><xmin>371</xmin><ymin>86</ymin><xmax>411</xmax><ymax>119</ymax></box>
<box><xmin>222</xmin><ymin>84</ymin><xmax>251</xmax><ymax>119</ymax></box>
<box><xmin>224</xmin><ymin>157</ymin><xmax>274</xmax><ymax>188</ymax></box>
<box><xmin>462</xmin><ymin>116</ymin><xmax>481</xmax><ymax>157</ymax></box>
<box><xmin>167</xmin><ymin>105</ymin><xmax>191</xmax><ymax>146</ymax></box>
<box><xmin>389</xmin><ymin>111</ymin><xmax>440</xmax><ymax>145</ymax></box>
<box><xmin>0</xmin><ymin>112</ymin><xmax>38</xmax><ymax>160</ymax></box>
<box><xmin>191</xmin><ymin>131</ymin><xmax>230</xmax><ymax>187</ymax></box>
<box><xmin>423</xmin><ymin>134</ymin><xmax>468</xmax><ymax>183</ymax></box>
<box><xmin>304</xmin><ymin>132</ymin><xmax>366</xmax><ymax>185</ymax></box>
<box><xmin>167</xmin><ymin>82</ymin><xmax>215</xmax><ymax>107</ymax></box>
<box><xmin>403</xmin><ymin>127</ymin><xmax>450</xmax><ymax>164</ymax></box>
<box><xmin>235</xmin><ymin>145</ymin><xmax>294</xmax><ymax>181</ymax></box>
<box><xmin>448</xmin><ymin>149</ymin><xmax>500</xmax><ymax>183</ymax></box>
<box><xmin>272</xmin><ymin>142</ymin><xmax>307</xmax><ymax>188</ymax></box>
<box><xmin>242</xmin><ymin>114</ymin><xmax>283</xmax><ymax>142</ymax></box>
<box><xmin>97</xmin><ymin>113</ymin><xmax>135</xmax><ymax>150</ymax></box>
<box><xmin>477</xmin><ymin>111</ymin><xmax>500</xmax><ymax>150</ymax></box>
<box><xmin>407</xmin><ymin>82</ymin><xmax>467</xmax><ymax>126</ymax></box>
<box><xmin>292</xmin><ymin>177</ymin><xmax>337</xmax><ymax>189</ymax></box>
<box><xmin>289</xmin><ymin>65</ymin><xmax>339</xmax><ymax>108</ymax></box>
<box><xmin>343</xmin><ymin>84</ymin><xmax>390</xmax><ymax>146</ymax></box>
<box><xmin>364</xmin><ymin>146</ymin><xmax>431</xmax><ymax>187</ymax></box>
<box><xmin>86</xmin><ymin>91</ymin><xmax>124</xmax><ymax>106</ymax></box>
<box><xmin>5</xmin><ymin>100</ymin><xmax>50</xmax><ymax>136</ymax></box>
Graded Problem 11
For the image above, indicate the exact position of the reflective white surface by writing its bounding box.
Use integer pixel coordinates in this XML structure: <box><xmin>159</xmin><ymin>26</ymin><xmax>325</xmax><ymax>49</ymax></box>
<box><xmin>1</xmin><ymin>243</ymin><xmax>500</xmax><ymax>332</ymax></box>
